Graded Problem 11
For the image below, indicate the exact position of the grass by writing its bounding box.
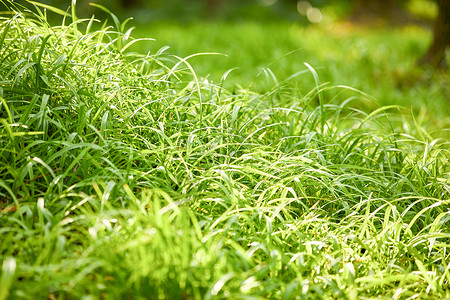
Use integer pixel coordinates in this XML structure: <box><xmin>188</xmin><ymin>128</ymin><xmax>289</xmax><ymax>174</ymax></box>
<box><xmin>0</xmin><ymin>1</ymin><xmax>449</xmax><ymax>299</ymax></box>
<box><xmin>131</xmin><ymin>21</ymin><xmax>450</xmax><ymax>138</ymax></box>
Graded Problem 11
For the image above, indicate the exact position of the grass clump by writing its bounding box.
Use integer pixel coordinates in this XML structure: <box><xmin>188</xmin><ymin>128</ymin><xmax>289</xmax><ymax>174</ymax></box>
<box><xmin>0</xmin><ymin>2</ymin><xmax>449</xmax><ymax>299</ymax></box>
<box><xmin>133</xmin><ymin>21</ymin><xmax>450</xmax><ymax>138</ymax></box>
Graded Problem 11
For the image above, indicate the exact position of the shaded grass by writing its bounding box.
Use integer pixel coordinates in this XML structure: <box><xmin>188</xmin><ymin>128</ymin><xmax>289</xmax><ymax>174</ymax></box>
<box><xmin>0</xmin><ymin>2</ymin><xmax>449</xmax><ymax>299</ymax></box>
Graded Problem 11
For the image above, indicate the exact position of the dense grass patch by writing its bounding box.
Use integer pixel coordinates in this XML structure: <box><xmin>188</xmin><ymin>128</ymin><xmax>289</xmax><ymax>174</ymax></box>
<box><xmin>0</xmin><ymin>2</ymin><xmax>449</xmax><ymax>299</ymax></box>
<box><xmin>132</xmin><ymin>21</ymin><xmax>450</xmax><ymax>138</ymax></box>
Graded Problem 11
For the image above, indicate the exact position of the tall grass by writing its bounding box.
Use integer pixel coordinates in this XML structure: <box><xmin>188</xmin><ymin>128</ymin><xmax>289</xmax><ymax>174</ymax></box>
<box><xmin>0</xmin><ymin>1</ymin><xmax>449</xmax><ymax>299</ymax></box>
<box><xmin>131</xmin><ymin>21</ymin><xmax>450</xmax><ymax>138</ymax></box>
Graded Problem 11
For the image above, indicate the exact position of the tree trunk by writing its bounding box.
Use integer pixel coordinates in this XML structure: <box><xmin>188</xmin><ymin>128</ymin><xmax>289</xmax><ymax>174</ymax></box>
<box><xmin>419</xmin><ymin>0</ymin><xmax>450</xmax><ymax>69</ymax></box>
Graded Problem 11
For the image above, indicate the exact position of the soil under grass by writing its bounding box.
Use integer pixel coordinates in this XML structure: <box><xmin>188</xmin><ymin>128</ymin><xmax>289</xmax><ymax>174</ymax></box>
<box><xmin>0</xmin><ymin>2</ymin><xmax>449</xmax><ymax>299</ymax></box>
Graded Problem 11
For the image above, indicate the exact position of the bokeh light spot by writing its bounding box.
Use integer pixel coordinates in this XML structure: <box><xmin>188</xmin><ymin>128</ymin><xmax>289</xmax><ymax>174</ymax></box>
<box><xmin>307</xmin><ymin>7</ymin><xmax>323</xmax><ymax>23</ymax></box>
<box><xmin>297</xmin><ymin>1</ymin><xmax>311</xmax><ymax>16</ymax></box>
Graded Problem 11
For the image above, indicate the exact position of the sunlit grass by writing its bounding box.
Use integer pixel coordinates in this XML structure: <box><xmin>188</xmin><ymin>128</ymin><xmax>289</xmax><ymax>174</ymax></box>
<box><xmin>132</xmin><ymin>21</ymin><xmax>449</xmax><ymax>138</ymax></box>
<box><xmin>0</xmin><ymin>1</ymin><xmax>449</xmax><ymax>299</ymax></box>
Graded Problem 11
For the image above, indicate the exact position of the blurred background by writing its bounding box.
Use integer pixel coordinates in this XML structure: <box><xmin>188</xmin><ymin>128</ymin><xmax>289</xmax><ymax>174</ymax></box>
<box><xmin>1</xmin><ymin>0</ymin><xmax>448</xmax><ymax>123</ymax></box>
<box><xmin>2</xmin><ymin>0</ymin><xmax>438</xmax><ymax>24</ymax></box>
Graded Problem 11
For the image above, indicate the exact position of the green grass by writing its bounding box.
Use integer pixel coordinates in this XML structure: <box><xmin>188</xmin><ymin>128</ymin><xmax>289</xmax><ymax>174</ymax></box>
<box><xmin>132</xmin><ymin>21</ymin><xmax>449</xmax><ymax>137</ymax></box>
<box><xmin>0</xmin><ymin>2</ymin><xmax>449</xmax><ymax>299</ymax></box>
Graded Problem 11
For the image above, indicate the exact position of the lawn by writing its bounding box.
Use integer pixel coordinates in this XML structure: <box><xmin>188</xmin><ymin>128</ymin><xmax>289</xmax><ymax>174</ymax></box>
<box><xmin>0</xmin><ymin>1</ymin><xmax>449</xmax><ymax>299</ymax></box>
